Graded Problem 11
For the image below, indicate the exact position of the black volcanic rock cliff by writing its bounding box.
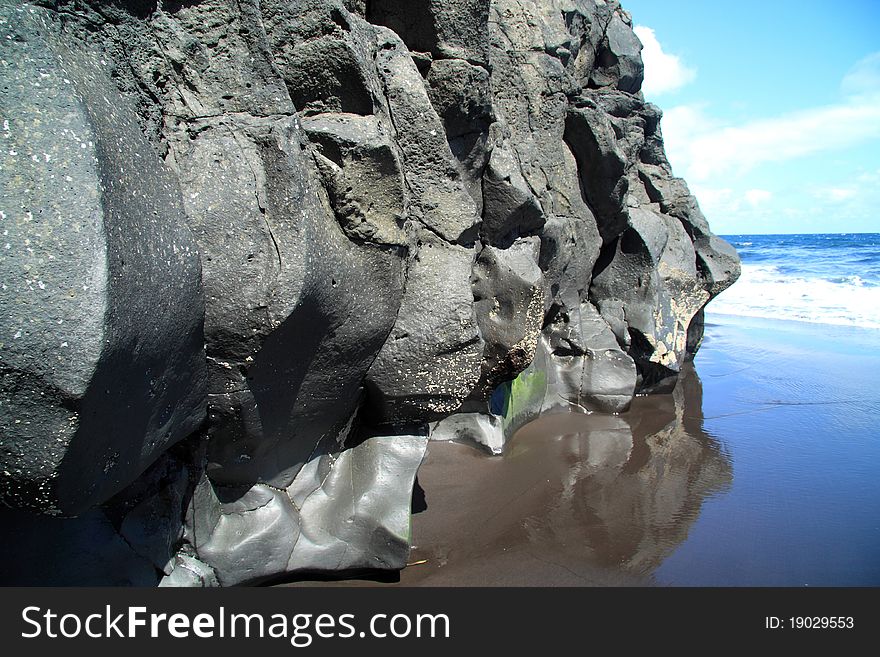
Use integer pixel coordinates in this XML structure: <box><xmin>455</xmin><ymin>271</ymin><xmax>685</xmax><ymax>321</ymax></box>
<box><xmin>0</xmin><ymin>0</ymin><xmax>739</xmax><ymax>585</ymax></box>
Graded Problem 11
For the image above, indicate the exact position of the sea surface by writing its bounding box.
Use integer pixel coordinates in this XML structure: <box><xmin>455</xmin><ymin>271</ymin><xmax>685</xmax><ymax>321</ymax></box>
<box><xmin>712</xmin><ymin>233</ymin><xmax>880</xmax><ymax>328</ymax></box>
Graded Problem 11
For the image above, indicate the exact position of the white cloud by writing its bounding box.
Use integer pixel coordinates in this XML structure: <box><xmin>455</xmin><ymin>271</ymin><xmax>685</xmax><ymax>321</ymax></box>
<box><xmin>659</xmin><ymin>55</ymin><xmax>880</xmax><ymax>183</ymax></box>
<box><xmin>690</xmin><ymin>186</ymin><xmax>771</xmax><ymax>215</ymax></box>
<box><xmin>691</xmin><ymin>172</ymin><xmax>880</xmax><ymax>234</ymax></box>
<box><xmin>661</xmin><ymin>96</ymin><xmax>880</xmax><ymax>182</ymax></box>
<box><xmin>634</xmin><ymin>25</ymin><xmax>695</xmax><ymax>97</ymax></box>
<box><xmin>815</xmin><ymin>187</ymin><xmax>858</xmax><ymax>202</ymax></box>
<box><xmin>745</xmin><ymin>189</ymin><xmax>772</xmax><ymax>206</ymax></box>
<box><xmin>856</xmin><ymin>168</ymin><xmax>880</xmax><ymax>184</ymax></box>
<box><xmin>652</xmin><ymin>54</ymin><xmax>880</xmax><ymax>233</ymax></box>
<box><xmin>656</xmin><ymin>104</ymin><xmax>716</xmax><ymax>174</ymax></box>
<box><xmin>814</xmin><ymin>171</ymin><xmax>880</xmax><ymax>204</ymax></box>
<box><xmin>689</xmin><ymin>186</ymin><xmax>737</xmax><ymax>216</ymax></box>
<box><xmin>841</xmin><ymin>52</ymin><xmax>880</xmax><ymax>96</ymax></box>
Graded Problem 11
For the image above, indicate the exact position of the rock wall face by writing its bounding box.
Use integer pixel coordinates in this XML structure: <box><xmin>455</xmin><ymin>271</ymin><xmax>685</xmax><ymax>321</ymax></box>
<box><xmin>0</xmin><ymin>0</ymin><xmax>738</xmax><ymax>585</ymax></box>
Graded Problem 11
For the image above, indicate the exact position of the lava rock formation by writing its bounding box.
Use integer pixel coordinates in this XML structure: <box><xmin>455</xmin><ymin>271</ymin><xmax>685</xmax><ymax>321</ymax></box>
<box><xmin>0</xmin><ymin>0</ymin><xmax>738</xmax><ymax>585</ymax></box>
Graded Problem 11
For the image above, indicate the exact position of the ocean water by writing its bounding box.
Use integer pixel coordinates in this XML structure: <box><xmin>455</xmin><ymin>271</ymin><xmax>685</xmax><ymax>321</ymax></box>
<box><xmin>710</xmin><ymin>233</ymin><xmax>880</xmax><ymax>329</ymax></box>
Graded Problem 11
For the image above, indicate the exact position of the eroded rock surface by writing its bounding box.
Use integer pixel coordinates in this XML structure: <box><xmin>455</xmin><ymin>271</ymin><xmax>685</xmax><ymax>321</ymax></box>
<box><xmin>0</xmin><ymin>0</ymin><xmax>738</xmax><ymax>585</ymax></box>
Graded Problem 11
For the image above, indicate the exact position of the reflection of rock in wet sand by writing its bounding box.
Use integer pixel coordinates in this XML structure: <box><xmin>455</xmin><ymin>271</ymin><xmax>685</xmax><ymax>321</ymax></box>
<box><xmin>401</xmin><ymin>362</ymin><xmax>732</xmax><ymax>585</ymax></box>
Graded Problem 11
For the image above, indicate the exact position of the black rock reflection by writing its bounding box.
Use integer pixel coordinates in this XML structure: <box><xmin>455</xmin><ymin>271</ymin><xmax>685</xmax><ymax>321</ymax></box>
<box><xmin>401</xmin><ymin>361</ymin><xmax>732</xmax><ymax>585</ymax></box>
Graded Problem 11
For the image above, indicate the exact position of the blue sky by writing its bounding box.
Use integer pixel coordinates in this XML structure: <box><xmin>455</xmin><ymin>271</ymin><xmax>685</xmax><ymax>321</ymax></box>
<box><xmin>623</xmin><ymin>0</ymin><xmax>880</xmax><ymax>234</ymax></box>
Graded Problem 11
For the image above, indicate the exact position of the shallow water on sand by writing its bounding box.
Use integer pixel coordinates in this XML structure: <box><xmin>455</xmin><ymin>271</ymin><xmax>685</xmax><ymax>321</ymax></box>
<box><xmin>397</xmin><ymin>366</ymin><xmax>728</xmax><ymax>586</ymax></box>
<box><xmin>285</xmin><ymin>313</ymin><xmax>880</xmax><ymax>586</ymax></box>
<box><xmin>653</xmin><ymin>314</ymin><xmax>880</xmax><ymax>586</ymax></box>
<box><xmin>400</xmin><ymin>314</ymin><xmax>880</xmax><ymax>586</ymax></box>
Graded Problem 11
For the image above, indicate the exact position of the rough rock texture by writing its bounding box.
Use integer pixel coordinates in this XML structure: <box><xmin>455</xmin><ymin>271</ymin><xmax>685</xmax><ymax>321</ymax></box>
<box><xmin>0</xmin><ymin>3</ymin><xmax>207</xmax><ymax>516</ymax></box>
<box><xmin>0</xmin><ymin>0</ymin><xmax>738</xmax><ymax>585</ymax></box>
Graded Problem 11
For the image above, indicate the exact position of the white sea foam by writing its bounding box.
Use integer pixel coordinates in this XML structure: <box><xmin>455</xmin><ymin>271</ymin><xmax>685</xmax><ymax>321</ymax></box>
<box><xmin>708</xmin><ymin>264</ymin><xmax>880</xmax><ymax>329</ymax></box>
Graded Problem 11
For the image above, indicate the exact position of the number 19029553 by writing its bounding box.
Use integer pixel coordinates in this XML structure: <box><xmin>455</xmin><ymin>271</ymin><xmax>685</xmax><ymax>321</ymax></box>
<box><xmin>765</xmin><ymin>616</ymin><xmax>854</xmax><ymax>629</ymax></box>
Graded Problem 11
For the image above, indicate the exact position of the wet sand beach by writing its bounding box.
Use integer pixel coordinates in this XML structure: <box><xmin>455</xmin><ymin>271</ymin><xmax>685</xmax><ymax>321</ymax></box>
<box><xmin>284</xmin><ymin>313</ymin><xmax>880</xmax><ymax>587</ymax></box>
<box><xmin>395</xmin><ymin>363</ymin><xmax>724</xmax><ymax>586</ymax></box>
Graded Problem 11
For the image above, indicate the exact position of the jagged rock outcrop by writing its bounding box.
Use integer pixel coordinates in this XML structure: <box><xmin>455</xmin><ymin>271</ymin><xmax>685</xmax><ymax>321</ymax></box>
<box><xmin>0</xmin><ymin>0</ymin><xmax>738</xmax><ymax>585</ymax></box>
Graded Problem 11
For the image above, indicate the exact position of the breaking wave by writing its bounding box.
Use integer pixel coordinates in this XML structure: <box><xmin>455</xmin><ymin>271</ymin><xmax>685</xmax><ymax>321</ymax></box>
<box><xmin>709</xmin><ymin>263</ymin><xmax>880</xmax><ymax>329</ymax></box>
